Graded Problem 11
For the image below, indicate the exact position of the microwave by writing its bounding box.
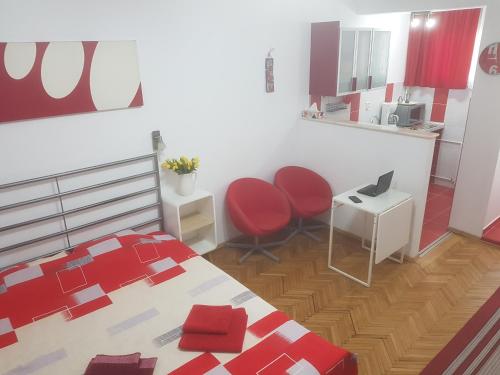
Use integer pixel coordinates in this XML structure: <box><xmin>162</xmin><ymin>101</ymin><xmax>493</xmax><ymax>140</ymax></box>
<box><xmin>394</xmin><ymin>103</ymin><xmax>425</xmax><ymax>127</ymax></box>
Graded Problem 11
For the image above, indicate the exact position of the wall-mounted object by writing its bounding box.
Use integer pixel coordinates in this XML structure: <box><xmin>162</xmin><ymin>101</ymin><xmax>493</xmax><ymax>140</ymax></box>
<box><xmin>310</xmin><ymin>22</ymin><xmax>391</xmax><ymax>97</ymax></box>
<box><xmin>265</xmin><ymin>49</ymin><xmax>275</xmax><ymax>93</ymax></box>
<box><xmin>479</xmin><ymin>43</ymin><xmax>500</xmax><ymax>75</ymax></box>
<box><xmin>0</xmin><ymin>41</ymin><xmax>143</xmax><ymax>124</ymax></box>
<box><xmin>152</xmin><ymin>130</ymin><xmax>166</xmax><ymax>153</ymax></box>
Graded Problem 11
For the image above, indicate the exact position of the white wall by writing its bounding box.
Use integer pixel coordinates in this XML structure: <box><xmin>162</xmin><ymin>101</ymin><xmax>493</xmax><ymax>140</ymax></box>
<box><xmin>1</xmin><ymin>0</ymin><xmax>392</xmax><ymax>263</ymax></box>
<box><xmin>351</xmin><ymin>0</ymin><xmax>500</xmax><ymax>237</ymax></box>
<box><xmin>286</xmin><ymin>119</ymin><xmax>435</xmax><ymax>257</ymax></box>
<box><xmin>485</xmin><ymin>150</ymin><xmax>500</xmax><ymax>227</ymax></box>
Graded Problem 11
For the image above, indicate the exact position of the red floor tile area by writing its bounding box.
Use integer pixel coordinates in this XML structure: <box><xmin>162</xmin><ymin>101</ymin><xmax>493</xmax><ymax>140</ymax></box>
<box><xmin>482</xmin><ymin>218</ymin><xmax>500</xmax><ymax>245</ymax></box>
<box><xmin>420</xmin><ymin>183</ymin><xmax>454</xmax><ymax>251</ymax></box>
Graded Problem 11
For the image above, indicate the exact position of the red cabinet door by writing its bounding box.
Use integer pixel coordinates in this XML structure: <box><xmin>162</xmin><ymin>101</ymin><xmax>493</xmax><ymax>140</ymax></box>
<box><xmin>309</xmin><ymin>21</ymin><xmax>340</xmax><ymax>97</ymax></box>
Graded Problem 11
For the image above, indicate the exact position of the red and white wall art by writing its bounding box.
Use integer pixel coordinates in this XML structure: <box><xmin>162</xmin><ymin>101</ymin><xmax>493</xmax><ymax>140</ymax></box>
<box><xmin>0</xmin><ymin>41</ymin><xmax>143</xmax><ymax>123</ymax></box>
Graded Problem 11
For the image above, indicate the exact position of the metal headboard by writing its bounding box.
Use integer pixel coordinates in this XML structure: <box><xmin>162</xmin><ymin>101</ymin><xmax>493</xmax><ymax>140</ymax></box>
<box><xmin>0</xmin><ymin>153</ymin><xmax>164</xmax><ymax>269</ymax></box>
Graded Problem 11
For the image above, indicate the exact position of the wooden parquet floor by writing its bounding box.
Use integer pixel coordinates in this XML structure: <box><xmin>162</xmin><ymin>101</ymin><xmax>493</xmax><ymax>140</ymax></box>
<box><xmin>205</xmin><ymin>230</ymin><xmax>500</xmax><ymax>375</ymax></box>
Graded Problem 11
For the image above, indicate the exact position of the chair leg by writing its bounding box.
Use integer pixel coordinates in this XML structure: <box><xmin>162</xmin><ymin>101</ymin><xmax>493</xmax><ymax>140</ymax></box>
<box><xmin>286</xmin><ymin>217</ymin><xmax>328</xmax><ymax>242</ymax></box>
<box><xmin>239</xmin><ymin>248</ymin><xmax>257</xmax><ymax>263</ymax></box>
<box><xmin>258</xmin><ymin>248</ymin><xmax>280</xmax><ymax>262</ymax></box>
<box><xmin>226</xmin><ymin>237</ymin><xmax>283</xmax><ymax>263</ymax></box>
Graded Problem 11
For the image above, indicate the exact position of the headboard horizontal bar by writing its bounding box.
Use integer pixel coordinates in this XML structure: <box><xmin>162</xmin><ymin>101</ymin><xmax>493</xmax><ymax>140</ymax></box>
<box><xmin>0</xmin><ymin>186</ymin><xmax>160</xmax><ymax>233</ymax></box>
<box><xmin>0</xmin><ymin>152</ymin><xmax>165</xmax><ymax>268</ymax></box>
<box><xmin>0</xmin><ymin>153</ymin><xmax>158</xmax><ymax>190</ymax></box>
<box><xmin>0</xmin><ymin>217</ymin><xmax>163</xmax><ymax>271</ymax></box>
<box><xmin>0</xmin><ymin>202</ymin><xmax>161</xmax><ymax>254</ymax></box>
<box><xmin>0</xmin><ymin>170</ymin><xmax>157</xmax><ymax>212</ymax></box>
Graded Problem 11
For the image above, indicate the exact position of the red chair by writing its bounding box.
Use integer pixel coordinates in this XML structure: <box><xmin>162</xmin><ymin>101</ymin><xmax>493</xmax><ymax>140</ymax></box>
<box><xmin>274</xmin><ymin>166</ymin><xmax>332</xmax><ymax>241</ymax></box>
<box><xmin>226</xmin><ymin>178</ymin><xmax>291</xmax><ymax>263</ymax></box>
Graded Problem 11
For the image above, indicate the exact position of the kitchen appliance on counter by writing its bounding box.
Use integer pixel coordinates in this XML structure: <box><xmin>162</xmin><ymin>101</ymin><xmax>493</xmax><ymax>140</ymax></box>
<box><xmin>394</xmin><ymin>103</ymin><xmax>425</xmax><ymax>127</ymax></box>
<box><xmin>380</xmin><ymin>102</ymin><xmax>425</xmax><ymax>127</ymax></box>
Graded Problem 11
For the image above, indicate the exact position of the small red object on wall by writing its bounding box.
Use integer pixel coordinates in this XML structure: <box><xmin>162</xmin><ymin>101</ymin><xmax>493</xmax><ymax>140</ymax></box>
<box><xmin>479</xmin><ymin>43</ymin><xmax>500</xmax><ymax>75</ymax></box>
<box><xmin>265</xmin><ymin>49</ymin><xmax>274</xmax><ymax>93</ymax></box>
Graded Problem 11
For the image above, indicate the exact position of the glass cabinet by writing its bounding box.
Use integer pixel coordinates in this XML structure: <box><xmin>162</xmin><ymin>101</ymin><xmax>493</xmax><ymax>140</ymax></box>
<box><xmin>370</xmin><ymin>31</ymin><xmax>391</xmax><ymax>89</ymax></box>
<box><xmin>337</xmin><ymin>28</ymin><xmax>391</xmax><ymax>95</ymax></box>
<box><xmin>355</xmin><ymin>30</ymin><xmax>372</xmax><ymax>91</ymax></box>
<box><xmin>338</xmin><ymin>30</ymin><xmax>356</xmax><ymax>94</ymax></box>
<box><xmin>309</xmin><ymin>22</ymin><xmax>391</xmax><ymax>97</ymax></box>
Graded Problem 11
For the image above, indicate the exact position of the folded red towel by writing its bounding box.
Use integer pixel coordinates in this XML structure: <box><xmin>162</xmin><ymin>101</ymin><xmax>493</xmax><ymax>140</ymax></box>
<box><xmin>183</xmin><ymin>304</ymin><xmax>233</xmax><ymax>334</ymax></box>
<box><xmin>84</xmin><ymin>353</ymin><xmax>157</xmax><ymax>375</ymax></box>
<box><xmin>179</xmin><ymin>307</ymin><xmax>248</xmax><ymax>353</ymax></box>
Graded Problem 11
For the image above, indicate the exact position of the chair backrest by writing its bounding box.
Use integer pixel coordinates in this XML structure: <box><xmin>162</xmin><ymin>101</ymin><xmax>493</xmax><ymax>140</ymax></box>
<box><xmin>226</xmin><ymin>178</ymin><xmax>291</xmax><ymax>234</ymax></box>
<box><xmin>274</xmin><ymin>166</ymin><xmax>332</xmax><ymax>199</ymax></box>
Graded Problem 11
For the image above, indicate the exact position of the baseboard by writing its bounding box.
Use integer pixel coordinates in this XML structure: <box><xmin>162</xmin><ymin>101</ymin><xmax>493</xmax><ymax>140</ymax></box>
<box><xmin>419</xmin><ymin>232</ymin><xmax>453</xmax><ymax>257</ymax></box>
<box><xmin>448</xmin><ymin>227</ymin><xmax>481</xmax><ymax>240</ymax></box>
<box><xmin>483</xmin><ymin>216</ymin><xmax>500</xmax><ymax>234</ymax></box>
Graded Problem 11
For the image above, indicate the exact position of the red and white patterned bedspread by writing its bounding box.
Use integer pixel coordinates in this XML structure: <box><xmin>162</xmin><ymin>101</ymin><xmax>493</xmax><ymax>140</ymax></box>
<box><xmin>0</xmin><ymin>231</ymin><xmax>357</xmax><ymax>375</ymax></box>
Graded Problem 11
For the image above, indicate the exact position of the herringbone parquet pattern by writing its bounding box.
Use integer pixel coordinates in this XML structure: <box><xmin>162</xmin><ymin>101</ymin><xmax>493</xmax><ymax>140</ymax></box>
<box><xmin>205</xmin><ymin>230</ymin><xmax>500</xmax><ymax>375</ymax></box>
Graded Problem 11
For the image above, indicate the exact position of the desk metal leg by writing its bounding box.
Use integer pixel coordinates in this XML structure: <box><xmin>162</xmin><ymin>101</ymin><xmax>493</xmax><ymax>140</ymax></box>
<box><xmin>366</xmin><ymin>214</ymin><xmax>378</xmax><ymax>287</ymax></box>
<box><xmin>388</xmin><ymin>247</ymin><xmax>405</xmax><ymax>264</ymax></box>
<box><xmin>328</xmin><ymin>202</ymin><xmax>376</xmax><ymax>288</ymax></box>
<box><xmin>327</xmin><ymin>201</ymin><xmax>336</xmax><ymax>268</ymax></box>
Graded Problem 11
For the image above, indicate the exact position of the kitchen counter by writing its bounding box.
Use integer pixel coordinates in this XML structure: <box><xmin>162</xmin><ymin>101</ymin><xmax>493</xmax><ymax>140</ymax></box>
<box><xmin>305</xmin><ymin>117</ymin><xmax>439</xmax><ymax>140</ymax></box>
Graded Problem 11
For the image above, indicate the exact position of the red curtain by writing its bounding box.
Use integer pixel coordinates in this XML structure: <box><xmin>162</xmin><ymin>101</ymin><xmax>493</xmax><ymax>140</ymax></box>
<box><xmin>404</xmin><ymin>8</ymin><xmax>481</xmax><ymax>89</ymax></box>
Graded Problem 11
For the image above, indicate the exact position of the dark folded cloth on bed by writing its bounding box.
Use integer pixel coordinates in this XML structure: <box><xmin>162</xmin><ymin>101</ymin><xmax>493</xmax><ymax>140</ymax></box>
<box><xmin>179</xmin><ymin>307</ymin><xmax>247</xmax><ymax>353</ymax></box>
<box><xmin>84</xmin><ymin>352</ymin><xmax>157</xmax><ymax>375</ymax></box>
<box><xmin>182</xmin><ymin>304</ymin><xmax>233</xmax><ymax>334</ymax></box>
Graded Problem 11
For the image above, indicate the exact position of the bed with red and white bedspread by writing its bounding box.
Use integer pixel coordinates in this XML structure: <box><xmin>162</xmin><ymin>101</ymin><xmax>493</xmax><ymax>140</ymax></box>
<box><xmin>0</xmin><ymin>231</ymin><xmax>357</xmax><ymax>375</ymax></box>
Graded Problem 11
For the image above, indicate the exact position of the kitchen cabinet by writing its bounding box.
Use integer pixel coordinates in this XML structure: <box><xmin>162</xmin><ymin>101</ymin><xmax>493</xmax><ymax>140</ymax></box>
<box><xmin>355</xmin><ymin>30</ymin><xmax>372</xmax><ymax>91</ymax></box>
<box><xmin>370</xmin><ymin>31</ymin><xmax>391</xmax><ymax>89</ymax></box>
<box><xmin>310</xmin><ymin>22</ymin><xmax>391</xmax><ymax>97</ymax></box>
<box><xmin>338</xmin><ymin>29</ymin><xmax>356</xmax><ymax>94</ymax></box>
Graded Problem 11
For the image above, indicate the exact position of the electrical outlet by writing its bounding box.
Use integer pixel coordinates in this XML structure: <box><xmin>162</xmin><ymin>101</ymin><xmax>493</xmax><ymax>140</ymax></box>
<box><xmin>365</xmin><ymin>102</ymin><xmax>371</xmax><ymax>111</ymax></box>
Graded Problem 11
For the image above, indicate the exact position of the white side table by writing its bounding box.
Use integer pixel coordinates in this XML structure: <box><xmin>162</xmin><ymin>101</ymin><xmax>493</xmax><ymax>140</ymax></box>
<box><xmin>328</xmin><ymin>187</ymin><xmax>413</xmax><ymax>287</ymax></box>
<box><xmin>163</xmin><ymin>189</ymin><xmax>217</xmax><ymax>255</ymax></box>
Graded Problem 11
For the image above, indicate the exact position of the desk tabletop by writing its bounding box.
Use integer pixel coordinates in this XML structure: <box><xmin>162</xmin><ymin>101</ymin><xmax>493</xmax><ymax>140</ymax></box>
<box><xmin>334</xmin><ymin>186</ymin><xmax>412</xmax><ymax>215</ymax></box>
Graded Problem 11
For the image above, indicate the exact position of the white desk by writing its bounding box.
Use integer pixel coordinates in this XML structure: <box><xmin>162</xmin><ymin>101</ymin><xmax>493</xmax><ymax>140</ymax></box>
<box><xmin>328</xmin><ymin>187</ymin><xmax>413</xmax><ymax>287</ymax></box>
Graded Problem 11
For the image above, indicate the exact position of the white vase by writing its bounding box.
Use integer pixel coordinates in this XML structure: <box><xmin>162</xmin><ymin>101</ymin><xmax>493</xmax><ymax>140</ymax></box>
<box><xmin>177</xmin><ymin>172</ymin><xmax>197</xmax><ymax>196</ymax></box>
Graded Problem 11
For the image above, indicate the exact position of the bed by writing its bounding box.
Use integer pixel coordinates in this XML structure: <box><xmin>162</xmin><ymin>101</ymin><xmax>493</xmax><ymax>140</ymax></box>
<box><xmin>0</xmin><ymin>154</ymin><xmax>357</xmax><ymax>375</ymax></box>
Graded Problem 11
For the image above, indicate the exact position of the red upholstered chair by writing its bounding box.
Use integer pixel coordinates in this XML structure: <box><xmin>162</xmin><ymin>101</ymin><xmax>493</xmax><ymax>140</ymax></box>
<box><xmin>274</xmin><ymin>166</ymin><xmax>332</xmax><ymax>241</ymax></box>
<box><xmin>226</xmin><ymin>178</ymin><xmax>292</xmax><ymax>263</ymax></box>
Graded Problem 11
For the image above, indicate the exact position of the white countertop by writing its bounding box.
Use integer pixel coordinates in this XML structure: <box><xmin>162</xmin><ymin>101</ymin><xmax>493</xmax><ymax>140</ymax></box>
<box><xmin>304</xmin><ymin>117</ymin><xmax>439</xmax><ymax>140</ymax></box>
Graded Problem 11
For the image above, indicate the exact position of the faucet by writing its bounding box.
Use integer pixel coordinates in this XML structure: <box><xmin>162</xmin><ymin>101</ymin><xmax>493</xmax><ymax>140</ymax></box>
<box><xmin>388</xmin><ymin>114</ymin><xmax>399</xmax><ymax>125</ymax></box>
<box><xmin>404</xmin><ymin>88</ymin><xmax>411</xmax><ymax>103</ymax></box>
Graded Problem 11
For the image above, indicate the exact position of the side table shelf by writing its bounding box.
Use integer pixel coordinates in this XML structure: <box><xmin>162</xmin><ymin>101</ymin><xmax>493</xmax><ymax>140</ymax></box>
<box><xmin>163</xmin><ymin>189</ymin><xmax>217</xmax><ymax>255</ymax></box>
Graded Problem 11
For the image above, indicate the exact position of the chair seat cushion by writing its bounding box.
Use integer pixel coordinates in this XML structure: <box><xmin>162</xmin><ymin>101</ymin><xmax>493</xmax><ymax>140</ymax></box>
<box><xmin>253</xmin><ymin>212</ymin><xmax>290</xmax><ymax>235</ymax></box>
<box><xmin>291</xmin><ymin>196</ymin><xmax>331</xmax><ymax>218</ymax></box>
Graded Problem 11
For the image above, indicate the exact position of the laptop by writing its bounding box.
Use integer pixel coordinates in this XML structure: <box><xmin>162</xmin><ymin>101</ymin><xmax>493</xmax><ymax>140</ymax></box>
<box><xmin>357</xmin><ymin>171</ymin><xmax>394</xmax><ymax>197</ymax></box>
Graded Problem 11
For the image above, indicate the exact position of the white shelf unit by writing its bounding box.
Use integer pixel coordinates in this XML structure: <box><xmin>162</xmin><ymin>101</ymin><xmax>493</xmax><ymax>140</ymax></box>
<box><xmin>163</xmin><ymin>189</ymin><xmax>217</xmax><ymax>255</ymax></box>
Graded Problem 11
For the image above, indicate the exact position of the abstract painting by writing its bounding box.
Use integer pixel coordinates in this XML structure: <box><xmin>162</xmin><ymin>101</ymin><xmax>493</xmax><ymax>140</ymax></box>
<box><xmin>0</xmin><ymin>41</ymin><xmax>143</xmax><ymax>123</ymax></box>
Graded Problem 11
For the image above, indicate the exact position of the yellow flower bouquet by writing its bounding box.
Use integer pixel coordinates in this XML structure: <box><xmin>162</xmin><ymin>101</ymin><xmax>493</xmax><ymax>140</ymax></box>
<box><xmin>161</xmin><ymin>156</ymin><xmax>200</xmax><ymax>175</ymax></box>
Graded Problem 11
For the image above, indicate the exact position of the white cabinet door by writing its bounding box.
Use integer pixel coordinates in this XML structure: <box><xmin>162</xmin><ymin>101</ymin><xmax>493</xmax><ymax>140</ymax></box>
<box><xmin>337</xmin><ymin>28</ymin><xmax>391</xmax><ymax>95</ymax></box>
<box><xmin>338</xmin><ymin>30</ymin><xmax>356</xmax><ymax>95</ymax></box>
<box><xmin>370</xmin><ymin>31</ymin><xmax>391</xmax><ymax>89</ymax></box>
<box><xmin>355</xmin><ymin>30</ymin><xmax>372</xmax><ymax>91</ymax></box>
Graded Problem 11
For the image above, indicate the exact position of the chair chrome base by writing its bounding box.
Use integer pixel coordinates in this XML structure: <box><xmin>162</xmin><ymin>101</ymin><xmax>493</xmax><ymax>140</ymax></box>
<box><xmin>287</xmin><ymin>217</ymin><xmax>328</xmax><ymax>242</ymax></box>
<box><xmin>226</xmin><ymin>236</ymin><xmax>292</xmax><ymax>264</ymax></box>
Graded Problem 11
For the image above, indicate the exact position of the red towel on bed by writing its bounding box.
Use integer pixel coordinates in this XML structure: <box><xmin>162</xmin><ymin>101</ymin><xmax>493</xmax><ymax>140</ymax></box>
<box><xmin>84</xmin><ymin>353</ymin><xmax>157</xmax><ymax>375</ymax></box>
<box><xmin>179</xmin><ymin>308</ymin><xmax>248</xmax><ymax>353</ymax></box>
<box><xmin>183</xmin><ymin>304</ymin><xmax>233</xmax><ymax>334</ymax></box>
